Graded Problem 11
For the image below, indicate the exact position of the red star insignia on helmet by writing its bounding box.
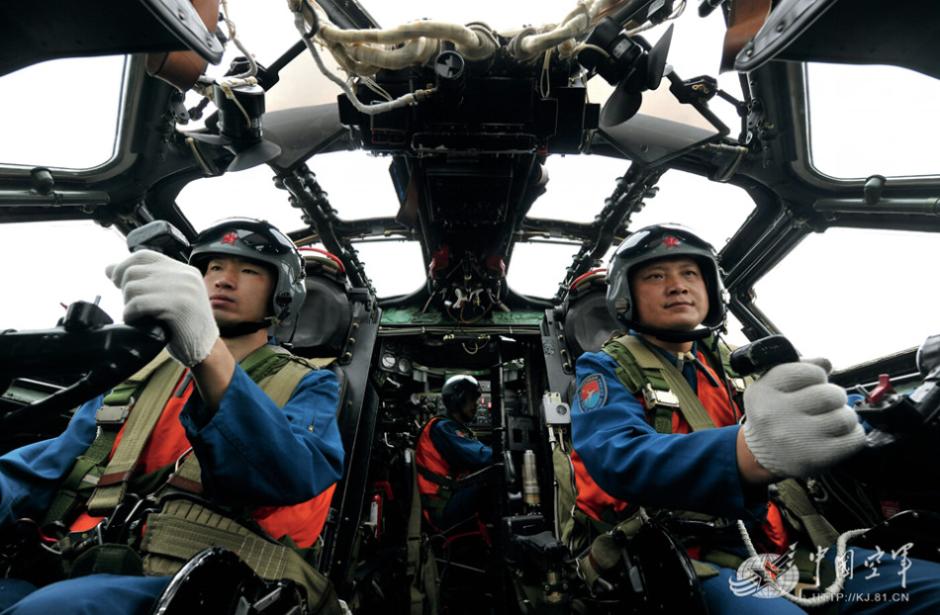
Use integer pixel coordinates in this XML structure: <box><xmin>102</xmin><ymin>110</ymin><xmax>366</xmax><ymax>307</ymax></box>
<box><xmin>663</xmin><ymin>235</ymin><xmax>681</xmax><ymax>248</ymax></box>
<box><xmin>221</xmin><ymin>231</ymin><xmax>238</xmax><ymax>245</ymax></box>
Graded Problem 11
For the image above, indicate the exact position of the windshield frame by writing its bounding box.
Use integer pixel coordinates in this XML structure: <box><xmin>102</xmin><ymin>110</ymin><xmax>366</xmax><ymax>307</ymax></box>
<box><xmin>788</xmin><ymin>63</ymin><xmax>940</xmax><ymax>191</ymax></box>
<box><xmin>0</xmin><ymin>55</ymin><xmax>142</xmax><ymax>182</ymax></box>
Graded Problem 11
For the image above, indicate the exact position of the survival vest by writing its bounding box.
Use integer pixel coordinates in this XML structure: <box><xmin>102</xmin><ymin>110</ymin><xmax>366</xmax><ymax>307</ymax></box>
<box><xmin>41</xmin><ymin>344</ymin><xmax>341</xmax><ymax>610</ymax></box>
<box><xmin>415</xmin><ymin>416</ymin><xmax>482</xmax><ymax>520</ymax></box>
<box><xmin>561</xmin><ymin>333</ymin><xmax>839</xmax><ymax>579</ymax></box>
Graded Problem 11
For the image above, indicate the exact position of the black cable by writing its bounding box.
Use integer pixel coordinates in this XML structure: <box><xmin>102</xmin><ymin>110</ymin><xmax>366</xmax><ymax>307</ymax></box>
<box><xmin>300</xmin><ymin>1</ymin><xmax>320</xmax><ymax>40</ymax></box>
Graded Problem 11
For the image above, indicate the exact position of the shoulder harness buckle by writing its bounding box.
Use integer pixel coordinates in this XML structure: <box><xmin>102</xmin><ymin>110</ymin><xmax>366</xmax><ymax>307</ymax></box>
<box><xmin>642</xmin><ymin>383</ymin><xmax>679</xmax><ymax>409</ymax></box>
<box><xmin>95</xmin><ymin>398</ymin><xmax>134</xmax><ymax>427</ymax></box>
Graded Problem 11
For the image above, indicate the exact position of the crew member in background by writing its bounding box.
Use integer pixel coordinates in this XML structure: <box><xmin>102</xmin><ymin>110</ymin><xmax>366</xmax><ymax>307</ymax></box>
<box><xmin>416</xmin><ymin>375</ymin><xmax>493</xmax><ymax>530</ymax></box>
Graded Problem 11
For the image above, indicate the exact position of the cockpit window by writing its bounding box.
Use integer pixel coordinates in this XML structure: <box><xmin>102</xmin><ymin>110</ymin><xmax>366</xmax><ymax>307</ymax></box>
<box><xmin>0</xmin><ymin>221</ymin><xmax>125</xmax><ymax>328</ymax></box>
<box><xmin>516</xmin><ymin>168</ymin><xmax>754</xmax><ymax>298</ymax></box>
<box><xmin>178</xmin><ymin>165</ymin><xmax>308</xmax><ymax>233</ymax></box>
<box><xmin>178</xmin><ymin>152</ymin><xmax>400</xmax><ymax>230</ymax></box>
<box><xmin>307</xmin><ymin>153</ymin><xmax>400</xmax><ymax>219</ymax></box>
<box><xmin>753</xmin><ymin>228</ymin><xmax>940</xmax><ymax>370</ymax></box>
<box><xmin>528</xmin><ymin>156</ymin><xmax>628</xmax><ymax>223</ymax></box>
<box><xmin>627</xmin><ymin>169</ymin><xmax>753</xmax><ymax>249</ymax></box>
<box><xmin>508</xmin><ymin>242</ymin><xmax>581</xmax><ymax>298</ymax></box>
<box><xmin>352</xmin><ymin>240</ymin><xmax>426</xmax><ymax>298</ymax></box>
<box><xmin>0</xmin><ymin>56</ymin><xmax>126</xmax><ymax>170</ymax></box>
<box><xmin>807</xmin><ymin>63</ymin><xmax>940</xmax><ymax>179</ymax></box>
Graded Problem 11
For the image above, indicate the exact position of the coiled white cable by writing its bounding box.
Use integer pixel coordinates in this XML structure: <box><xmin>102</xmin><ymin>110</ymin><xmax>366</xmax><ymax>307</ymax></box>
<box><xmin>291</xmin><ymin>9</ymin><xmax>436</xmax><ymax>116</ymax></box>
<box><xmin>737</xmin><ymin>520</ymin><xmax>869</xmax><ymax>607</ymax></box>
<box><xmin>287</xmin><ymin>0</ymin><xmax>684</xmax><ymax>114</ymax></box>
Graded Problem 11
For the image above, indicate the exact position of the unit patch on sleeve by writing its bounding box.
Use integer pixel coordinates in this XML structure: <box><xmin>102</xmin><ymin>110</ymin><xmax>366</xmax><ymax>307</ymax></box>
<box><xmin>578</xmin><ymin>374</ymin><xmax>607</xmax><ymax>412</ymax></box>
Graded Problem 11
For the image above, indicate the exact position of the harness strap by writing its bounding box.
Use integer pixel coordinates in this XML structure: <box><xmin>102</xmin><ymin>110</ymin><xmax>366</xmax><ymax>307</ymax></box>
<box><xmin>86</xmin><ymin>357</ymin><xmax>185</xmax><ymax>516</ymax></box>
<box><xmin>79</xmin><ymin>345</ymin><xmax>316</xmax><ymax>518</ymax></box>
<box><xmin>41</xmin><ymin>431</ymin><xmax>117</xmax><ymax>526</ymax></box>
<box><xmin>101</xmin><ymin>350</ymin><xmax>175</xmax><ymax>408</ymax></box>
<box><xmin>45</xmin><ymin>350</ymin><xmax>179</xmax><ymax>523</ymax></box>
<box><xmin>140</xmin><ymin>499</ymin><xmax>334</xmax><ymax>606</ymax></box>
<box><xmin>608</xmin><ymin>335</ymin><xmax>716</xmax><ymax>433</ymax></box>
<box><xmin>166</xmin><ymin>356</ymin><xmax>315</xmax><ymax>497</ymax></box>
<box><xmin>773</xmin><ymin>478</ymin><xmax>839</xmax><ymax>548</ymax></box>
<box><xmin>416</xmin><ymin>465</ymin><xmax>456</xmax><ymax>491</ymax></box>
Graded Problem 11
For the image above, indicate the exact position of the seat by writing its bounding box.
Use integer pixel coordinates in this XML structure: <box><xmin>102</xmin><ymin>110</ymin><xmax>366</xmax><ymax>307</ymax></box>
<box><xmin>279</xmin><ymin>250</ymin><xmax>383</xmax><ymax>593</ymax></box>
<box><xmin>284</xmin><ymin>248</ymin><xmax>353</xmax><ymax>361</ymax></box>
<box><xmin>561</xmin><ymin>269</ymin><xmax>621</xmax><ymax>359</ymax></box>
<box><xmin>150</xmin><ymin>547</ymin><xmax>307</xmax><ymax>615</ymax></box>
<box><xmin>540</xmin><ymin>269</ymin><xmax>620</xmax><ymax>407</ymax></box>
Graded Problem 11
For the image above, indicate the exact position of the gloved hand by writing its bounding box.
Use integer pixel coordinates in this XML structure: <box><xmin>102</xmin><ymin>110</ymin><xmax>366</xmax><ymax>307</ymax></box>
<box><xmin>742</xmin><ymin>360</ymin><xmax>866</xmax><ymax>479</ymax></box>
<box><xmin>106</xmin><ymin>250</ymin><xmax>219</xmax><ymax>367</ymax></box>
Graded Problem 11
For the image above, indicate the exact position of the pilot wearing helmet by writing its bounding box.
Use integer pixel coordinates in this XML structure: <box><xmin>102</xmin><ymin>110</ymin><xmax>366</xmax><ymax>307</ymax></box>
<box><xmin>415</xmin><ymin>374</ymin><xmax>494</xmax><ymax>531</ymax></box>
<box><xmin>568</xmin><ymin>223</ymin><xmax>940</xmax><ymax>612</ymax></box>
<box><xmin>0</xmin><ymin>218</ymin><xmax>344</xmax><ymax>614</ymax></box>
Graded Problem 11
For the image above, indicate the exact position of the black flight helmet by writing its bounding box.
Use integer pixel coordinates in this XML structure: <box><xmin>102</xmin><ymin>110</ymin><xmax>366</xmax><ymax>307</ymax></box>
<box><xmin>606</xmin><ymin>223</ymin><xmax>727</xmax><ymax>342</ymax></box>
<box><xmin>189</xmin><ymin>218</ymin><xmax>306</xmax><ymax>328</ymax></box>
<box><xmin>441</xmin><ymin>374</ymin><xmax>482</xmax><ymax>415</ymax></box>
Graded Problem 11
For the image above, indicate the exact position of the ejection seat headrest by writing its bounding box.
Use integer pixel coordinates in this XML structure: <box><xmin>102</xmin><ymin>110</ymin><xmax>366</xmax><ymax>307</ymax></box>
<box><xmin>562</xmin><ymin>269</ymin><xmax>622</xmax><ymax>358</ymax></box>
<box><xmin>288</xmin><ymin>248</ymin><xmax>353</xmax><ymax>358</ymax></box>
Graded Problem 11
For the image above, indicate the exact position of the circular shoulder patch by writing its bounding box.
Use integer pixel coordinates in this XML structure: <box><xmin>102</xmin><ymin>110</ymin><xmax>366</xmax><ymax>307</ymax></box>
<box><xmin>578</xmin><ymin>374</ymin><xmax>608</xmax><ymax>412</ymax></box>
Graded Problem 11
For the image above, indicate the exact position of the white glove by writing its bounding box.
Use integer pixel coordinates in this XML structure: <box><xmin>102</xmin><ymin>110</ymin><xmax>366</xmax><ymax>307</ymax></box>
<box><xmin>742</xmin><ymin>360</ymin><xmax>866</xmax><ymax>479</ymax></box>
<box><xmin>106</xmin><ymin>250</ymin><xmax>219</xmax><ymax>367</ymax></box>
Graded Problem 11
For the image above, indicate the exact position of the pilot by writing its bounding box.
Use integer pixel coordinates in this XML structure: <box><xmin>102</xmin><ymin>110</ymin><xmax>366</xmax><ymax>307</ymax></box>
<box><xmin>569</xmin><ymin>223</ymin><xmax>940</xmax><ymax>612</ymax></box>
<box><xmin>0</xmin><ymin>218</ymin><xmax>344</xmax><ymax>614</ymax></box>
<box><xmin>415</xmin><ymin>374</ymin><xmax>494</xmax><ymax>530</ymax></box>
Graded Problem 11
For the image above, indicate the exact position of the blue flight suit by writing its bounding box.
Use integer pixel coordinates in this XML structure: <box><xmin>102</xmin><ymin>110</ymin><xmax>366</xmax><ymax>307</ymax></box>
<box><xmin>572</xmin><ymin>343</ymin><xmax>940</xmax><ymax>613</ymax></box>
<box><xmin>420</xmin><ymin>417</ymin><xmax>493</xmax><ymax>530</ymax></box>
<box><xmin>0</xmin><ymin>363</ymin><xmax>344</xmax><ymax>614</ymax></box>
<box><xmin>427</xmin><ymin>418</ymin><xmax>493</xmax><ymax>473</ymax></box>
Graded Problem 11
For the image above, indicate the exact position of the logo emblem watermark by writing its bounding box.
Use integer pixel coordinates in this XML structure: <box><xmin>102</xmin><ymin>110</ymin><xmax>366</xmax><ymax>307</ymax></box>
<box><xmin>729</xmin><ymin>544</ymin><xmax>799</xmax><ymax>599</ymax></box>
<box><xmin>728</xmin><ymin>542</ymin><xmax>916</xmax><ymax>603</ymax></box>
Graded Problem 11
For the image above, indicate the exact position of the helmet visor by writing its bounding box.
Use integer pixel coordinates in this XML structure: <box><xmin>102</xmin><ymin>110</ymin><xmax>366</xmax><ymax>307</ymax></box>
<box><xmin>195</xmin><ymin>218</ymin><xmax>296</xmax><ymax>257</ymax></box>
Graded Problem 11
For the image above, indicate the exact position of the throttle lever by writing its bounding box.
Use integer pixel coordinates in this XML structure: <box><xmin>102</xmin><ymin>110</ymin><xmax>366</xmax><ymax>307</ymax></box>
<box><xmin>730</xmin><ymin>336</ymin><xmax>900</xmax><ymax>449</ymax></box>
<box><xmin>125</xmin><ymin>221</ymin><xmax>190</xmax><ymax>262</ymax></box>
<box><xmin>729</xmin><ymin>334</ymin><xmax>799</xmax><ymax>377</ymax></box>
<box><xmin>123</xmin><ymin>221</ymin><xmax>192</xmax><ymax>336</ymax></box>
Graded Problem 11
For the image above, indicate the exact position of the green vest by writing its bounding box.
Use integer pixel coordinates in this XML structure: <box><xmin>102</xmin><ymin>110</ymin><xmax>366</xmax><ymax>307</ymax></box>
<box><xmin>560</xmin><ymin>334</ymin><xmax>838</xmax><ymax>584</ymax></box>
<box><xmin>601</xmin><ymin>334</ymin><xmax>838</xmax><ymax>550</ymax></box>
<box><xmin>42</xmin><ymin>345</ymin><xmax>341</xmax><ymax>610</ymax></box>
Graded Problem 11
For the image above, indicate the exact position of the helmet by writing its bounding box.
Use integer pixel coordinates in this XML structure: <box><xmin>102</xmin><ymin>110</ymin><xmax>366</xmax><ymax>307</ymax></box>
<box><xmin>606</xmin><ymin>223</ymin><xmax>726</xmax><ymax>341</ymax></box>
<box><xmin>189</xmin><ymin>217</ymin><xmax>306</xmax><ymax>325</ymax></box>
<box><xmin>441</xmin><ymin>374</ymin><xmax>482</xmax><ymax>415</ymax></box>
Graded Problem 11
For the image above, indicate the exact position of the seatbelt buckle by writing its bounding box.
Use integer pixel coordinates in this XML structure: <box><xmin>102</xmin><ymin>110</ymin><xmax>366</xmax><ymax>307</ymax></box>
<box><xmin>58</xmin><ymin>525</ymin><xmax>104</xmax><ymax>558</ymax></box>
<box><xmin>98</xmin><ymin>493</ymin><xmax>146</xmax><ymax>544</ymax></box>
<box><xmin>95</xmin><ymin>401</ymin><xmax>133</xmax><ymax>426</ymax></box>
<box><xmin>642</xmin><ymin>383</ymin><xmax>680</xmax><ymax>409</ymax></box>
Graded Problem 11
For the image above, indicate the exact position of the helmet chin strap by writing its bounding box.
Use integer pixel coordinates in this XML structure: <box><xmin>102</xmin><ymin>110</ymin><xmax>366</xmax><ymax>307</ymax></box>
<box><xmin>218</xmin><ymin>319</ymin><xmax>272</xmax><ymax>338</ymax></box>
<box><xmin>628</xmin><ymin>320</ymin><xmax>715</xmax><ymax>343</ymax></box>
